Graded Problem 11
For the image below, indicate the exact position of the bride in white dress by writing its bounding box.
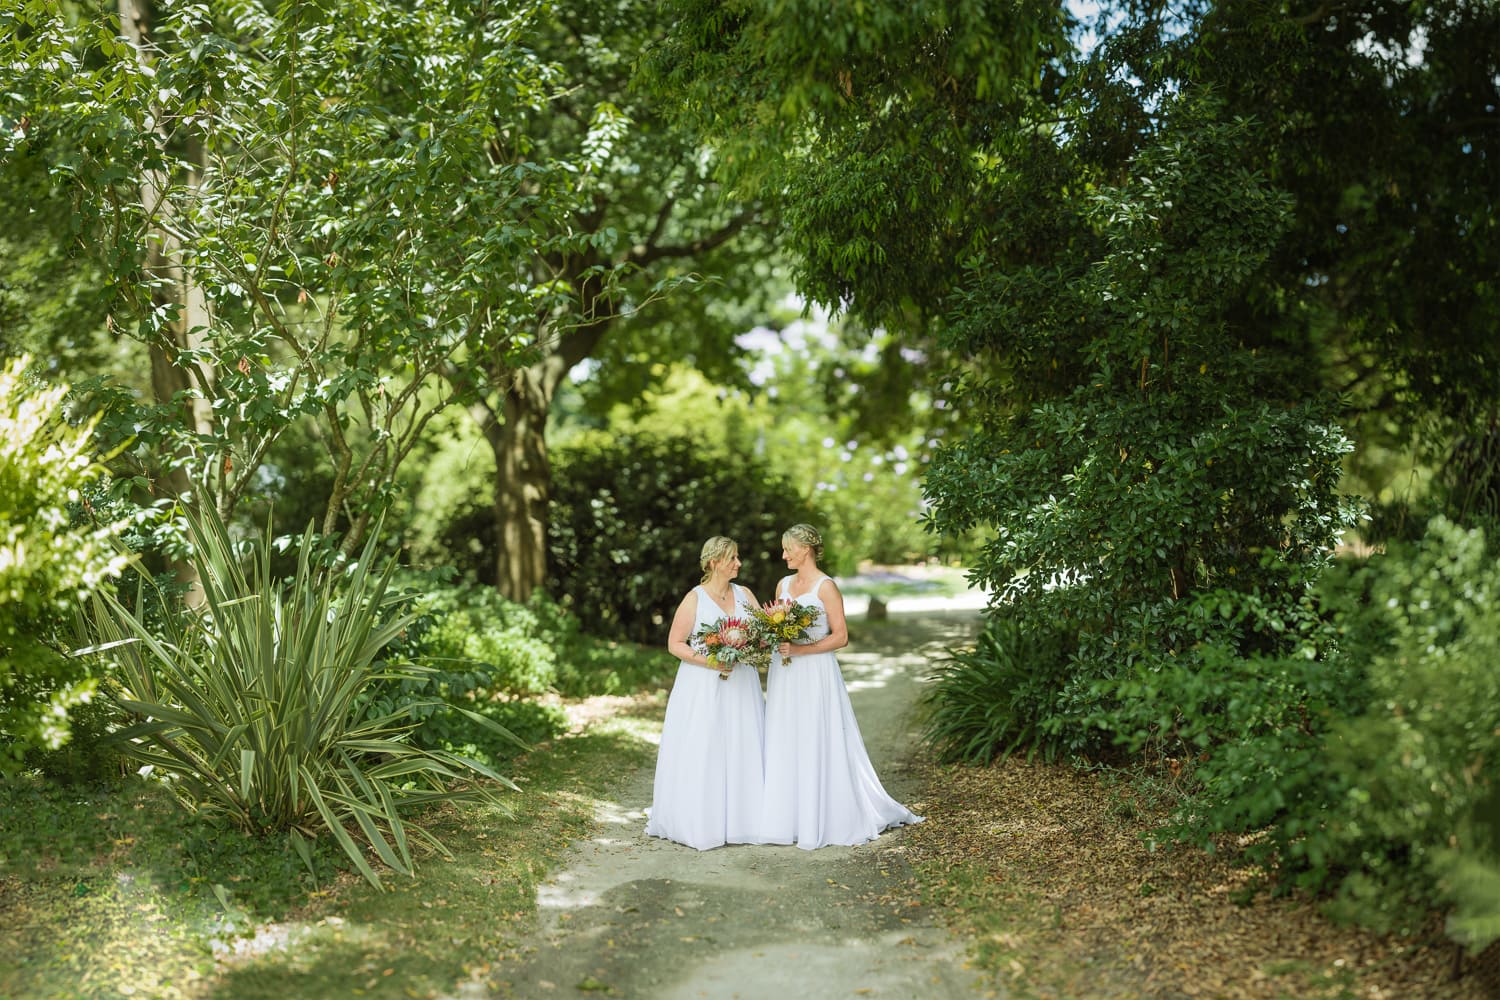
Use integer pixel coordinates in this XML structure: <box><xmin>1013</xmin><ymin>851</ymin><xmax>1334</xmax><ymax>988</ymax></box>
<box><xmin>645</xmin><ymin>536</ymin><xmax>766</xmax><ymax>850</ymax></box>
<box><xmin>761</xmin><ymin>524</ymin><xmax>922</xmax><ymax>849</ymax></box>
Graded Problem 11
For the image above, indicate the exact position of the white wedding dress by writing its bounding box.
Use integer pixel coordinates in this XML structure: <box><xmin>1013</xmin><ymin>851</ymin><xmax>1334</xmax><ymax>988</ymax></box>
<box><xmin>760</xmin><ymin>575</ymin><xmax>922</xmax><ymax>849</ymax></box>
<box><xmin>645</xmin><ymin>583</ymin><xmax>766</xmax><ymax>850</ymax></box>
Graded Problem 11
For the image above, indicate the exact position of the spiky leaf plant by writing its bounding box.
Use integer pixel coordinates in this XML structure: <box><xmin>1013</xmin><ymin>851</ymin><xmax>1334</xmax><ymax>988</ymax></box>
<box><xmin>82</xmin><ymin>508</ymin><xmax>519</xmax><ymax>888</ymax></box>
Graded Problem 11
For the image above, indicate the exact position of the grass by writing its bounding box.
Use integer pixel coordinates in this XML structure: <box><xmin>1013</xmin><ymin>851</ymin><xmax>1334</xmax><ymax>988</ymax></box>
<box><xmin>0</xmin><ymin>703</ymin><xmax>662</xmax><ymax>999</ymax></box>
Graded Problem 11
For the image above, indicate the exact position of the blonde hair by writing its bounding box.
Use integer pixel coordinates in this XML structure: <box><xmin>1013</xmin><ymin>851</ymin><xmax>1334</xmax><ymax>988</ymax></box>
<box><xmin>699</xmin><ymin>536</ymin><xmax>738</xmax><ymax>584</ymax></box>
<box><xmin>782</xmin><ymin>523</ymin><xmax>824</xmax><ymax>562</ymax></box>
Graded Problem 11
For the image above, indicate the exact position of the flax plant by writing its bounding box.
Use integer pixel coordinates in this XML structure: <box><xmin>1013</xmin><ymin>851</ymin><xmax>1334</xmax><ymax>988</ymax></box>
<box><xmin>81</xmin><ymin>508</ymin><xmax>519</xmax><ymax>889</ymax></box>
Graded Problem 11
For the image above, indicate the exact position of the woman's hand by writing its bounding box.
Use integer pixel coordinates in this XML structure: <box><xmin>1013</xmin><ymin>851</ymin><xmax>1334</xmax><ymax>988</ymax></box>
<box><xmin>777</xmin><ymin>641</ymin><xmax>793</xmax><ymax>658</ymax></box>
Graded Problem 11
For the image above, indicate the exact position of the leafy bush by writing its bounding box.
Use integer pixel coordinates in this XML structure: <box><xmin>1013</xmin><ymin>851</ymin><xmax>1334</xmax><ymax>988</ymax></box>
<box><xmin>81</xmin><ymin>508</ymin><xmax>517</xmax><ymax>889</ymax></box>
<box><xmin>403</xmin><ymin>578</ymin><xmax>570</xmax><ymax>696</ymax></box>
<box><xmin>394</xmin><ymin>570</ymin><xmax>671</xmax><ymax>697</ymax></box>
<box><xmin>924</xmin><ymin>108</ymin><xmax>1361</xmax><ymax>756</ymax></box>
<box><xmin>922</xmin><ymin>615</ymin><xmax>1074</xmax><ymax>764</ymax></box>
<box><xmin>587</xmin><ymin>363</ymin><xmax>945</xmax><ymax>566</ymax></box>
<box><xmin>1130</xmin><ymin>519</ymin><xmax>1500</xmax><ymax>946</ymax></box>
<box><xmin>0</xmin><ymin>356</ymin><xmax>131</xmax><ymax>773</ymax></box>
<box><xmin>1315</xmin><ymin>518</ymin><xmax>1500</xmax><ymax>941</ymax></box>
<box><xmin>357</xmin><ymin>574</ymin><xmax>667</xmax><ymax>768</ymax></box>
<box><xmin>442</xmin><ymin>432</ymin><xmax>819</xmax><ymax>643</ymax></box>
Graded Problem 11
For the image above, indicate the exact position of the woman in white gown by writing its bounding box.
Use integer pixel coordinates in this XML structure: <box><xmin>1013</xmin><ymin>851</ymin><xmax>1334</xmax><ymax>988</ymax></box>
<box><xmin>761</xmin><ymin>523</ymin><xmax>922</xmax><ymax>849</ymax></box>
<box><xmin>646</xmin><ymin>536</ymin><xmax>766</xmax><ymax>850</ymax></box>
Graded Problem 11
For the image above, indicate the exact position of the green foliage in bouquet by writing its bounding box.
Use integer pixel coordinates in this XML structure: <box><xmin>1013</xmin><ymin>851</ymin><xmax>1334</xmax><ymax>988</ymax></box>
<box><xmin>747</xmin><ymin>599</ymin><xmax>821</xmax><ymax>648</ymax></box>
<box><xmin>80</xmin><ymin>507</ymin><xmax>517</xmax><ymax>889</ymax></box>
<box><xmin>689</xmin><ymin>616</ymin><xmax>769</xmax><ymax>671</ymax></box>
<box><xmin>0</xmin><ymin>356</ymin><xmax>131</xmax><ymax>773</ymax></box>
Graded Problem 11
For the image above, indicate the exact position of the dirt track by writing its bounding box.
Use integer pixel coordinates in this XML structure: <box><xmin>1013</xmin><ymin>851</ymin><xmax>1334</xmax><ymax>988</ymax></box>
<box><xmin>492</xmin><ymin>611</ymin><xmax>990</xmax><ymax>1000</ymax></box>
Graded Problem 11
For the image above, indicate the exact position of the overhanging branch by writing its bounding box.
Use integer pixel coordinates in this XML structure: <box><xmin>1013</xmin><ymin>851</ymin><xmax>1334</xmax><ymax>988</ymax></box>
<box><xmin>627</xmin><ymin>208</ymin><xmax>757</xmax><ymax>266</ymax></box>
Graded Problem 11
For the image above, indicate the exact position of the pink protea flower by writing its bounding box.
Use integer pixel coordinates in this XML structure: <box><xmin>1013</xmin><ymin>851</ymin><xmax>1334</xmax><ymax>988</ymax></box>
<box><xmin>717</xmin><ymin>617</ymin><xmax>750</xmax><ymax>648</ymax></box>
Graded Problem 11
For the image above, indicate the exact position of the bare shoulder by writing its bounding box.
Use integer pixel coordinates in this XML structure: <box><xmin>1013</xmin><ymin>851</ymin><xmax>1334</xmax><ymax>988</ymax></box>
<box><xmin>817</xmin><ymin>576</ymin><xmax>843</xmax><ymax>598</ymax></box>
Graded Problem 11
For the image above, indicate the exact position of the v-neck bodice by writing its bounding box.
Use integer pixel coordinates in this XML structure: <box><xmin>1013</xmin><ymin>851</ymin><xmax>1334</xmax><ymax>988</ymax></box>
<box><xmin>695</xmin><ymin>583</ymin><xmax>750</xmax><ymax>625</ymax></box>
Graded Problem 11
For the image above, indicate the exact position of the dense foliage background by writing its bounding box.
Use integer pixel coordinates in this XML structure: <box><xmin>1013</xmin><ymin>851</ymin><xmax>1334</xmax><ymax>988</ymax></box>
<box><xmin>648</xmin><ymin>0</ymin><xmax>1500</xmax><ymax>952</ymax></box>
<box><xmin>2</xmin><ymin>0</ymin><xmax>1496</xmax><ymax>957</ymax></box>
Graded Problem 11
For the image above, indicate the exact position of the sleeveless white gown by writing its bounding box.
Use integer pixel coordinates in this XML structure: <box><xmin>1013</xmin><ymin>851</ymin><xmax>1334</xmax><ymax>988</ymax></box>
<box><xmin>645</xmin><ymin>583</ymin><xmax>766</xmax><ymax>850</ymax></box>
<box><xmin>760</xmin><ymin>576</ymin><xmax>922</xmax><ymax>849</ymax></box>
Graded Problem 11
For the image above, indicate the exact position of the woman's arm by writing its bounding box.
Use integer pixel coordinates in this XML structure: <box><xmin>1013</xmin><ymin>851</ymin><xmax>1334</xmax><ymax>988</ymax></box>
<box><xmin>666</xmin><ymin>591</ymin><xmax>727</xmax><ymax>673</ymax></box>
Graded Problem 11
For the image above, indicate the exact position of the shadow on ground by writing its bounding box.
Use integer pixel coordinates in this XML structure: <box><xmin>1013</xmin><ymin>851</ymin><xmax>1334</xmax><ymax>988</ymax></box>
<box><xmin>493</xmin><ymin>610</ymin><xmax>989</xmax><ymax>1000</ymax></box>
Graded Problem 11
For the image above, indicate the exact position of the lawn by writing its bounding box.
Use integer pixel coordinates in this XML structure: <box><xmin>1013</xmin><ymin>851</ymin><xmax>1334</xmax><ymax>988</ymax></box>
<box><xmin>0</xmin><ymin>696</ymin><xmax>664</xmax><ymax>1000</ymax></box>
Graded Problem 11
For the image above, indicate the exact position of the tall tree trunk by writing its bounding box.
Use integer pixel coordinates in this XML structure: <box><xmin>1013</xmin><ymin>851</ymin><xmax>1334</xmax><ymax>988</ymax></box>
<box><xmin>489</xmin><ymin>367</ymin><xmax>554</xmax><ymax>601</ymax></box>
<box><xmin>477</xmin><ymin>210</ymin><xmax>752</xmax><ymax>601</ymax></box>
<box><xmin>121</xmin><ymin>0</ymin><xmax>214</xmax><ymax>603</ymax></box>
<box><xmin>488</xmin><ymin>266</ymin><xmax>614</xmax><ymax>601</ymax></box>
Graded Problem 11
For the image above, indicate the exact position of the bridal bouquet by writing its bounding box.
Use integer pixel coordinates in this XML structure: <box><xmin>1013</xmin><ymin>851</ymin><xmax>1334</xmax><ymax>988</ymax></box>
<box><xmin>749</xmin><ymin>599</ymin><xmax>821</xmax><ymax>650</ymax></box>
<box><xmin>690</xmin><ymin>616</ymin><xmax>772</xmax><ymax>677</ymax></box>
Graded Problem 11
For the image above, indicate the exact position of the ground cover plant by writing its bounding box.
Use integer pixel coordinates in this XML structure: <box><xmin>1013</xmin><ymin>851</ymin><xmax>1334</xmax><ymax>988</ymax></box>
<box><xmin>81</xmin><ymin>508</ymin><xmax>519</xmax><ymax>889</ymax></box>
<box><xmin>0</xmin><ymin>696</ymin><xmax>662</xmax><ymax>999</ymax></box>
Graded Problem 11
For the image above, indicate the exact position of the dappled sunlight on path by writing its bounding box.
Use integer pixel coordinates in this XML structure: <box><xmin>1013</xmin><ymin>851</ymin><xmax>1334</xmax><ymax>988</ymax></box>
<box><xmin>490</xmin><ymin>611</ymin><xmax>989</xmax><ymax>1000</ymax></box>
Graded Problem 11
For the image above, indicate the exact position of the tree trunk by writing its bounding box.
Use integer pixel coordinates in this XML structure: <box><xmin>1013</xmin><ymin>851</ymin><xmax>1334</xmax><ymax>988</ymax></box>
<box><xmin>122</xmin><ymin>0</ymin><xmax>214</xmax><ymax>604</ymax></box>
<box><xmin>474</xmin><ymin>201</ymin><xmax>751</xmax><ymax>600</ymax></box>
<box><xmin>488</xmin><ymin>367</ymin><xmax>554</xmax><ymax>602</ymax></box>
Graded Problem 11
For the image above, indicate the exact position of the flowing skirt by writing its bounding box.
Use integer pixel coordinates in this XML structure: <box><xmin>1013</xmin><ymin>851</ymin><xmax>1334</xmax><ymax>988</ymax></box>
<box><xmin>645</xmin><ymin>660</ymin><xmax>765</xmax><ymax>850</ymax></box>
<box><xmin>761</xmin><ymin>650</ymin><xmax>922</xmax><ymax>849</ymax></box>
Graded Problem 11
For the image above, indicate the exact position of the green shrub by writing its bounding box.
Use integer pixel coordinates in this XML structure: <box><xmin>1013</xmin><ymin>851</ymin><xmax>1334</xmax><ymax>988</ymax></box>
<box><xmin>922</xmin><ymin>615</ymin><xmax>1074</xmax><ymax>764</ymax></box>
<box><xmin>1315</xmin><ymin>518</ymin><xmax>1500</xmax><ymax>941</ymax></box>
<box><xmin>443</xmin><ymin>432</ymin><xmax>819</xmax><ymax>643</ymax></box>
<box><xmin>1131</xmin><ymin>518</ymin><xmax>1500</xmax><ymax>946</ymax></box>
<box><xmin>81</xmin><ymin>507</ymin><xmax>518</xmax><ymax>889</ymax></box>
<box><xmin>393</xmin><ymin>570</ymin><xmax>669</xmax><ymax>697</ymax></box>
<box><xmin>404</xmin><ymin>579</ymin><xmax>569</xmax><ymax>696</ymax></box>
<box><xmin>549</xmin><ymin>432</ymin><xmax>822</xmax><ymax>642</ymax></box>
<box><xmin>365</xmin><ymin>576</ymin><xmax>568</xmax><ymax>767</ymax></box>
<box><xmin>358</xmin><ymin>574</ymin><xmax>665</xmax><ymax>768</ymax></box>
<box><xmin>924</xmin><ymin>109</ymin><xmax>1361</xmax><ymax>756</ymax></box>
<box><xmin>0</xmin><ymin>355</ymin><xmax>131</xmax><ymax>773</ymax></box>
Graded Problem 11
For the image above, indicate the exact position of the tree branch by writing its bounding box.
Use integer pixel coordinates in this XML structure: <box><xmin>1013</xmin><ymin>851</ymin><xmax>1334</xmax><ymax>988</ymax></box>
<box><xmin>627</xmin><ymin>208</ymin><xmax>757</xmax><ymax>265</ymax></box>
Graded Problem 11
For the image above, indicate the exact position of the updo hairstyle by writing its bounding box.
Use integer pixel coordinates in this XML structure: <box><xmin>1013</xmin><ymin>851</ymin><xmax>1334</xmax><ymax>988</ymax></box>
<box><xmin>782</xmin><ymin>523</ymin><xmax>824</xmax><ymax>562</ymax></box>
<box><xmin>699</xmin><ymin>536</ymin><xmax>739</xmax><ymax>584</ymax></box>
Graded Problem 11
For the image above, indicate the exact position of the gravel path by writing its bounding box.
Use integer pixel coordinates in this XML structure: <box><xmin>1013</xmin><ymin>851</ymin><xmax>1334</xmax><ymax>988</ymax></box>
<box><xmin>491</xmin><ymin>611</ymin><xmax>991</xmax><ymax>1000</ymax></box>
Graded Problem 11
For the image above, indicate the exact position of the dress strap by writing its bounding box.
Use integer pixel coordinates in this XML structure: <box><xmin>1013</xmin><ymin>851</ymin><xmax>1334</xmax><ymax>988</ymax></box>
<box><xmin>785</xmin><ymin>574</ymin><xmax>829</xmax><ymax>600</ymax></box>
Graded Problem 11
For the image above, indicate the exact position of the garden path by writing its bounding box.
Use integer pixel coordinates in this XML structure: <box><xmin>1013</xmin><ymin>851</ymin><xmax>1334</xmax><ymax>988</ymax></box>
<box><xmin>485</xmin><ymin>610</ymin><xmax>991</xmax><ymax>1000</ymax></box>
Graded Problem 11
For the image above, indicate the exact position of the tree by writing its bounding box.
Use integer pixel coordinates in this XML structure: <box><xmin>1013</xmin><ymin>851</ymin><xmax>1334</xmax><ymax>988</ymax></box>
<box><xmin>647</xmin><ymin>0</ymin><xmax>1445</xmax><ymax>740</ymax></box>
<box><xmin>2</xmin><ymin>0</ymin><xmax>587</xmax><ymax>562</ymax></box>
<box><xmin>450</xmin><ymin>0</ymin><xmax>782</xmax><ymax>601</ymax></box>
